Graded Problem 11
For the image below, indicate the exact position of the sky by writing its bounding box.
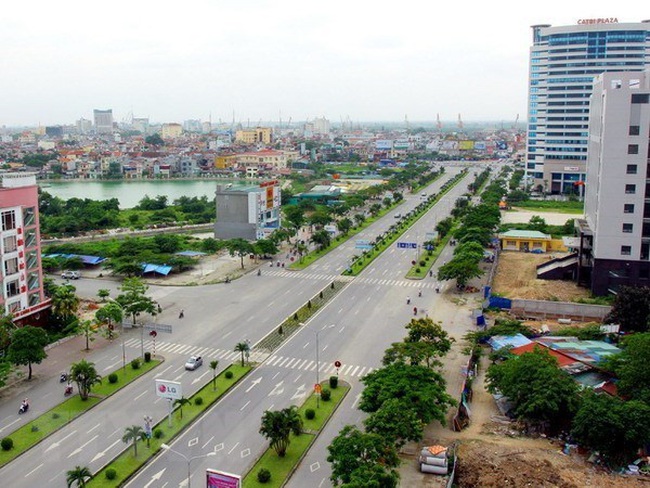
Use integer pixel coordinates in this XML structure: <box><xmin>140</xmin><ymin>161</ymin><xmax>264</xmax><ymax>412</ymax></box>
<box><xmin>0</xmin><ymin>1</ymin><xmax>645</xmax><ymax>127</ymax></box>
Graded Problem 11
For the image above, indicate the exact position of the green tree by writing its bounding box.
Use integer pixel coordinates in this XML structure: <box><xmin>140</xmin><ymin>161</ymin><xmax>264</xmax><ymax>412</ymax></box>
<box><xmin>259</xmin><ymin>406</ymin><xmax>303</xmax><ymax>457</ymax></box>
<box><xmin>283</xmin><ymin>205</ymin><xmax>305</xmax><ymax>230</ymax></box>
<box><xmin>604</xmin><ymin>286</ymin><xmax>650</xmax><ymax>332</ymax></box>
<box><xmin>66</xmin><ymin>465</ymin><xmax>92</xmax><ymax>488</ymax></box>
<box><xmin>7</xmin><ymin>326</ymin><xmax>49</xmax><ymax>380</ymax></box>
<box><xmin>210</xmin><ymin>360</ymin><xmax>219</xmax><ymax>391</ymax></box>
<box><xmin>234</xmin><ymin>342</ymin><xmax>250</xmax><ymax>366</ymax></box>
<box><xmin>97</xmin><ymin>289</ymin><xmax>110</xmax><ymax>302</ymax></box>
<box><xmin>145</xmin><ymin>133</ymin><xmax>164</xmax><ymax>146</ymax></box>
<box><xmin>51</xmin><ymin>284</ymin><xmax>80</xmax><ymax>325</ymax></box>
<box><xmin>310</xmin><ymin>230</ymin><xmax>331</xmax><ymax>251</ymax></box>
<box><xmin>353</xmin><ymin>213</ymin><xmax>366</xmax><ymax>227</ymax></box>
<box><xmin>0</xmin><ymin>313</ymin><xmax>16</xmax><ymax>357</ymax></box>
<box><xmin>253</xmin><ymin>239</ymin><xmax>278</xmax><ymax>258</ymax></box>
<box><xmin>69</xmin><ymin>359</ymin><xmax>102</xmax><ymax>400</ymax></box>
<box><xmin>226</xmin><ymin>238</ymin><xmax>254</xmax><ymax>269</ymax></box>
<box><xmin>437</xmin><ymin>257</ymin><xmax>483</xmax><ymax>288</ymax></box>
<box><xmin>337</xmin><ymin>218</ymin><xmax>353</xmax><ymax>236</ymax></box>
<box><xmin>76</xmin><ymin>320</ymin><xmax>97</xmax><ymax>351</ymax></box>
<box><xmin>122</xmin><ymin>425</ymin><xmax>145</xmax><ymax>457</ymax></box>
<box><xmin>435</xmin><ymin>217</ymin><xmax>453</xmax><ymax>239</ymax></box>
<box><xmin>602</xmin><ymin>333</ymin><xmax>650</xmax><ymax>403</ymax></box>
<box><xmin>486</xmin><ymin>348</ymin><xmax>579</xmax><ymax>432</ymax></box>
<box><xmin>528</xmin><ymin>215</ymin><xmax>548</xmax><ymax>233</ymax></box>
<box><xmin>359</xmin><ymin>363</ymin><xmax>455</xmax><ymax>426</ymax></box>
<box><xmin>364</xmin><ymin>398</ymin><xmax>424</xmax><ymax>448</ymax></box>
<box><xmin>95</xmin><ymin>302</ymin><xmax>123</xmax><ymax>340</ymax></box>
<box><xmin>382</xmin><ymin>318</ymin><xmax>454</xmax><ymax>368</ymax></box>
<box><xmin>327</xmin><ymin>425</ymin><xmax>399</xmax><ymax>487</ymax></box>
<box><xmin>174</xmin><ymin>397</ymin><xmax>192</xmax><ymax>419</ymax></box>
<box><xmin>116</xmin><ymin>278</ymin><xmax>159</xmax><ymax>326</ymax></box>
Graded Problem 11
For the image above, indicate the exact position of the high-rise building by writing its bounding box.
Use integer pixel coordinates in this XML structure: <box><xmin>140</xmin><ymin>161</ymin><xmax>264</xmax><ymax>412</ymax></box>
<box><xmin>132</xmin><ymin>117</ymin><xmax>150</xmax><ymax>135</ymax></box>
<box><xmin>526</xmin><ymin>19</ymin><xmax>650</xmax><ymax>194</ymax></box>
<box><xmin>235</xmin><ymin>128</ymin><xmax>272</xmax><ymax>145</ymax></box>
<box><xmin>93</xmin><ymin>109</ymin><xmax>114</xmax><ymax>134</ymax></box>
<box><xmin>0</xmin><ymin>174</ymin><xmax>50</xmax><ymax>324</ymax></box>
<box><xmin>577</xmin><ymin>71</ymin><xmax>650</xmax><ymax>295</ymax></box>
<box><xmin>76</xmin><ymin>117</ymin><xmax>92</xmax><ymax>134</ymax></box>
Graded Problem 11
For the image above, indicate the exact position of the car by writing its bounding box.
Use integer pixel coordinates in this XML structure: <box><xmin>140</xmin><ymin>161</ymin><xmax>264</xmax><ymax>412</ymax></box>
<box><xmin>394</xmin><ymin>213</ymin><xmax>402</xmax><ymax>218</ymax></box>
<box><xmin>61</xmin><ymin>270</ymin><xmax>80</xmax><ymax>280</ymax></box>
<box><xmin>185</xmin><ymin>356</ymin><xmax>203</xmax><ymax>370</ymax></box>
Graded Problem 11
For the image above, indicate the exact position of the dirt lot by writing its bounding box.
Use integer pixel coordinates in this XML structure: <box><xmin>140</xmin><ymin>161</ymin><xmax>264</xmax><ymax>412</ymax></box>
<box><xmin>492</xmin><ymin>251</ymin><xmax>592</xmax><ymax>301</ymax></box>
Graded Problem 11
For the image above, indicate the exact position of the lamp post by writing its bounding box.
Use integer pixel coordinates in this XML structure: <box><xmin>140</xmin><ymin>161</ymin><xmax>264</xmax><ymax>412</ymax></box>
<box><xmin>301</xmin><ymin>323</ymin><xmax>335</xmax><ymax>408</ymax></box>
<box><xmin>107</xmin><ymin>298</ymin><xmax>127</xmax><ymax>373</ymax></box>
<box><xmin>160</xmin><ymin>444</ymin><xmax>216</xmax><ymax>488</ymax></box>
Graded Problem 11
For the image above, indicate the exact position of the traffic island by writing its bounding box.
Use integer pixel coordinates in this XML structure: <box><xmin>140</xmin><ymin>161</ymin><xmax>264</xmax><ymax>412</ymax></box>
<box><xmin>0</xmin><ymin>358</ymin><xmax>161</xmax><ymax>468</ymax></box>
<box><xmin>87</xmin><ymin>363</ymin><xmax>251</xmax><ymax>488</ymax></box>
<box><xmin>241</xmin><ymin>380</ymin><xmax>350</xmax><ymax>488</ymax></box>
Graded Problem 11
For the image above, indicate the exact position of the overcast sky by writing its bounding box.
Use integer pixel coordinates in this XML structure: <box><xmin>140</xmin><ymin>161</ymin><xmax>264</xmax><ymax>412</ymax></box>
<box><xmin>0</xmin><ymin>1</ymin><xmax>644</xmax><ymax>127</ymax></box>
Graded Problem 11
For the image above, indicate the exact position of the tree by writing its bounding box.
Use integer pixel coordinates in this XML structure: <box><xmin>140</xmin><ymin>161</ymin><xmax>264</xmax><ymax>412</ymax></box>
<box><xmin>604</xmin><ymin>286</ymin><xmax>650</xmax><ymax>332</ymax></box>
<box><xmin>359</xmin><ymin>363</ymin><xmax>455</xmax><ymax>426</ymax></box>
<box><xmin>145</xmin><ymin>133</ymin><xmax>164</xmax><ymax>146</ymax></box>
<box><xmin>327</xmin><ymin>425</ymin><xmax>399</xmax><ymax>487</ymax></box>
<box><xmin>310</xmin><ymin>230</ymin><xmax>331</xmax><ymax>251</ymax></box>
<box><xmin>259</xmin><ymin>406</ymin><xmax>303</xmax><ymax>457</ymax></box>
<box><xmin>337</xmin><ymin>218</ymin><xmax>353</xmax><ymax>236</ymax></box>
<box><xmin>77</xmin><ymin>320</ymin><xmax>97</xmax><ymax>351</ymax></box>
<box><xmin>283</xmin><ymin>205</ymin><xmax>305</xmax><ymax>230</ymax></box>
<box><xmin>210</xmin><ymin>360</ymin><xmax>219</xmax><ymax>391</ymax></box>
<box><xmin>528</xmin><ymin>215</ymin><xmax>547</xmax><ymax>233</ymax></box>
<box><xmin>253</xmin><ymin>239</ymin><xmax>278</xmax><ymax>259</ymax></box>
<box><xmin>234</xmin><ymin>342</ymin><xmax>250</xmax><ymax>366</ymax></box>
<box><xmin>0</xmin><ymin>313</ymin><xmax>16</xmax><ymax>357</ymax></box>
<box><xmin>95</xmin><ymin>302</ymin><xmax>124</xmax><ymax>340</ymax></box>
<box><xmin>437</xmin><ymin>257</ymin><xmax>483</xmax><ymax>288</ymax></box>
<box><xmin>69</xmin><ymin>359</ymin><xmax>102</xmax><ymax>400</ymax></box>
<box><xmin>602</xmin><ymin>332</ymin><xmax>650</xmax><ymax>403</ymax></box>
<box><xmin>435</xmin><ymin>218</ymin><xmax>453</xmax><ymax>239</ymax></box>
<box><xmin>571</xmin><ymin>391</ymin><xmax>650</xmax><ymax>463</ymax></box>
<box><xmin>116</xmin><ymin>278</ymin><xmax>159</xmax><ymax>326</ymax></box>
<box><xmin>51</xmin><ymin>284</ymin><xmax>80</xmax><ymax>325</ymax></box>
<box><xmin>66</xmin><ymin>465</ymin><xmax>92</xmax><ymax>488</ymax></box>
<box><xmin>364</xmin><ymin>398</ymin><xmax>424</xmax><ymax>448</ymax></box>
<box><xmin>7</xmin><ymin>326</ymin><xmax>49</xmax><ymax>380</ymax></box>
<box><xmin>122</xmin><ymin>425</ymin><xmax>145</xmax><ymax>457</ymax></box>
<box><xmin>174</xmin><ymin>397</ymin><xmax>192</xmax><ymax>419</ymax></box>
<box><xmin>226</xmin><ymin>238</ymin><xmax>253</xmax><ymax>269</ymax></box>
<box><xmin>486</xmin><ymin>348</ymin><xmax>579</xmax><ymax>432</ymax></box>
<box><xmin>97</xmin><ymin>289</ymin><xmax>110</xmax><ymax>302</ymax></box>
<box><xmin>383</xmin><ymin>318</ymin><xmax>454</xmax><ymax>369</ymax></box>
<box><xmin>353</xmin><ymin>213</ymin><xmax>366</xmax><ymax>227</ymax></box>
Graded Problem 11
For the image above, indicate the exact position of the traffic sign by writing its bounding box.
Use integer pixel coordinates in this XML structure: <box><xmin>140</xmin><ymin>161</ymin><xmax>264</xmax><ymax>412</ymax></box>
<box><xmin>149</xmin><ymin>330</ymin><xmax>157</xmax><ymax>338</ymax></box>
<box><xmin>397</xmin><ymin>242</ymin><xmax>417</xmax><ymax>249</ymax></box>
<box><xmin>334</xmin><ymin>360</ymin><xmax>341</xmax><ymax>368</ymax></box>
<box><xmin>314</xmin><ymin>384</ymin><xmax>322</xmax><ymax>394</ymax></box>
<box><xmin>144</xmin><ymin>323</ymin><xmax>173</xmax><ymax>334</ymax></box>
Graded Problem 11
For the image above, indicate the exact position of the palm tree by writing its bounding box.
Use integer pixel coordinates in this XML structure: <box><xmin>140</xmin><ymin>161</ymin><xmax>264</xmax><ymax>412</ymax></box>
<box><xmin>51</xmin><ymin>284</ymin><xmax>80</xmax><ymax>324</ymax></box>
<box><xmin>122</xmin><ymin>425</ymin><xmax>145</xmax><ymax>457</ymax></box>
<box><xmin>259</xmin><ymin>406</ymin><xmax>303</xmax><ymax>457</ymax></box>
<box><xmin>234</xmin><ymin>342</ymin><xmax>249</xmax><ymax>366</ymax></box>
<box><xmin>174</xmin><ymin>397</ymin><xmax>192</xmax><ymax>419</ymax></box>
<box><xmin>210</xmin><ymin>360</ymin><xmax>219</xmax><ymax>391</ymax></box>
<box><xmin>66</xmin><ymin>465</ymin><xmax>92</xmax><ymax>487</ymax></box>
<box><xmin>69</xmin><ymin>359</ymin><xmax>102</xmax><ymax>400</ymax></box>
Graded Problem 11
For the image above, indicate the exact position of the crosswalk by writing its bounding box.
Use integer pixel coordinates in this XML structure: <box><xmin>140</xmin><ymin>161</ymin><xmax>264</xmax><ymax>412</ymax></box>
<box><xmin>123</xmin><ymin>338</ymin><xmax>374</xmax><ymax>378</ymax></box>
<box><xmin>264</xmin><ymin>270</ymin><xmax>438</xmax><ymax>289</ymax></box>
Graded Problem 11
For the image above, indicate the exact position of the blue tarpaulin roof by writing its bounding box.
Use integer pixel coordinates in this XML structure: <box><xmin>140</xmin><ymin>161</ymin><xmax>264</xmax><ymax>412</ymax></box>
<box><xmin>175</xmin><ymin>251</ymin><xmax>206</xmax><ymax>257</ymax></box>
<box><xmin>488</xmin><ymin>333</ymin><xmax>532</xmax><ymax>351</ymax></box>
<box><xmin>44</xmin><ymin>253</ymin><xmax>106</xmax><ymax>265</ymax></box>
<box><xmin>141</xmin><ymin>263</ymin><xmax>172</xmax><ymax>276</ymax></box>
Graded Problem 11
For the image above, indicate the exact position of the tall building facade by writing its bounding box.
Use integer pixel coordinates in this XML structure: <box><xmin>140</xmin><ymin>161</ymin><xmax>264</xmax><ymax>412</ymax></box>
<box><xmin>577</xmin><ymin>71</ymin><xmax>650</xmax><ymax>295</ymax></box>
<box><xmin>235</xmin><ymin>128</ymin><xmax>272</xmax><ymax>145</ymax></box>
<box><xmin>93</xmin><ymin>109</ymin><xmax>114</xmax><ymax>134</ymax></box>
<box><xmin>0</xmin><ymin>174</ymin><xmax>50</xmax><ymax>323</ymax></box>
<box><xmin>526</xmin><ymin>19</ymin><xmax>650</xmax><ymax>194</ymax></box>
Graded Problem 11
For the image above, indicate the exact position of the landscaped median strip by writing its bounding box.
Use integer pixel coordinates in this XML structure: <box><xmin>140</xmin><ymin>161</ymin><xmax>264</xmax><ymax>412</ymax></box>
<box><xmin>0</xmin><ymin>358</ymin><xmax>160</xmax><ymax>468</ymax></box>
<box><xmin>87</xmin><ymin>363</ymin><xmax>251</xmax><ymax>487</ymax></box>
<box><xmin>242</xmin><ymin>380</ymin><xmax>350</xmax><ymax>488</ymax></box>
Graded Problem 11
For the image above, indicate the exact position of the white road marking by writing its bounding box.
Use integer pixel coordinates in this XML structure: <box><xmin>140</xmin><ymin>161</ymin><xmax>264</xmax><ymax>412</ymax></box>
<box><xmin>240</xmin><ymin>401</ymin><xmax>251</xmax><ymax>411</ymax></box>
<box><xmin>227</xmin><ymin>442</ymin><xmax>240</xmax><ymax>455</ymax></box>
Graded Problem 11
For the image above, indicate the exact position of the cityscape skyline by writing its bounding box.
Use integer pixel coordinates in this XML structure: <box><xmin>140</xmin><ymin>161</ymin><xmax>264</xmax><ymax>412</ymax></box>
<box><xmin>1</xmin><ymin>1</ymin><xmax>642</xmax><ymax>127</ymax></box>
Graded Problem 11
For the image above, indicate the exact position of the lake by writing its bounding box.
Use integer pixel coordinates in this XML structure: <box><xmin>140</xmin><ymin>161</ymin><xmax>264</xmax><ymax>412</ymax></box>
<box><xmin>40</xmin><ymin>179</ymin><xmax>251</xmax><ymax>208</ymax></box>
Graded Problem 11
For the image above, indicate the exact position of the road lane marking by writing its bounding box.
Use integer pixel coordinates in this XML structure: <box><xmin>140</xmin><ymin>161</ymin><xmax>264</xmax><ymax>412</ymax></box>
<box><xmin>294</xmin><ymin>373</ymin><xmax>302</xmax><ymax>383</ymax></box>
<box><xmin>25</xmin><ymin>463</ymin><xmax>43</xmax><ymax>478</ymax></box>
<box><xmin>228</xmin><ymin>442</ymin><xmax>240</xmax><ymax>454</ymax></box>
<box><xmin>240</xmin><ymin>401</ymin><xmax>251</xmax><ymax>411</ymax></box>
<box><xmin>133</xmin><ymin>390</ymin><xmax>148</xmax><ymax>402</ymax></box>
<box><xmin>302</xmin><ymin>342</ymin><xmax>310</xmax><ymax>349</ymax></box>
<box><xmin>88</xmin><ymin>423</ymin><xmax>102</xmax><ymax>434</ymax></box>
<box><xmin>202</xmin><ymin>436</ymin><xmax>214</xmax><ymax>449</ymax></box>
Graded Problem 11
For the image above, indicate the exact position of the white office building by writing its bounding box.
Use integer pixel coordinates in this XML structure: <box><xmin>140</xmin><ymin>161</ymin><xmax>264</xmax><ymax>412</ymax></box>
<box><xmin>526</xmin><ymin>19</ymin><xmax>650</xmax><ymax>194</ymax></box>
<box><xmin>577</xmin><ymin>71</ymin><xmax>650</xmax><ymax>295</ymax></box>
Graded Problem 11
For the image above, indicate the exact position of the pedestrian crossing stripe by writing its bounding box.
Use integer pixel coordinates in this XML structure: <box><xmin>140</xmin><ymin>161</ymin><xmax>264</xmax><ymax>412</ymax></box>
<box><xmin>261</xmin><ymin>270</ymin><xmax>438</xmax><ymax>289</ymax></box>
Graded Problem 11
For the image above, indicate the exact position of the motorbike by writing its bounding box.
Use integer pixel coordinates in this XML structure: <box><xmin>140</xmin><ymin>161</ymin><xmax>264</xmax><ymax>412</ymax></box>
<box><xmin>257</xmin><ymin>269</ymin><xmax>261</xmax><ymax>276</ymax></box>
<box><xmin>413</xmin><ymin>307</ymin><xmax>418</xmax><ymax>316</ymax></box>
<box><xmin>64</xmin><ymin>384</ymin><xmax>74</xmax><ymax>396</ymax></box>
<box><xmin>59</xmin><ymin>372</ymin><xmax>68</xmax><ymax>383</ymax></box>
<box><xmin>19</xmin><ymin>402</ymin><xmax>29</xmax><ymax>414</ymax></box>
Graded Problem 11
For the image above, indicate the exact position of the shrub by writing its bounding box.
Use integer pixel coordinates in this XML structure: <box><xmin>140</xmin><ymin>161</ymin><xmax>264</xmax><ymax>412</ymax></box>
<box><xmin>108</xmin><ymin>373</ymin><xmax>118</xmax><ymax>384</ymax></box>
<box><xmin>105</xmin><ymin>468</ymin><xmax>117</xmax><ymax>480</ymax></box>
<box><xmin>415</xmin><ymin>268</ymin><xmax>421</xmax><ymax>273</ymax></box>
<box><xmin>153</xmin><ymin>429</ymin><xmax>164</xmax><ymax>439</ymax></box>
<box><xmin>144</xmin><ymin>352</ymin><xmax>151</xmax><ymax>362</ymax></box>
<box><xmin>305</xmin><ymin>408</ymin><xmax>316</xmax><ymax>420</ymax></box>
<box><xmin>321</xmin><ymin>388</ymin><xmax>331</xmax><ymax>401</ymax></box>
<box><xmin>257</xmin><ymin>468</ymin><xmax>271</xmax><ymax>483</ymax></box>
<box><xmin>225</xmin><ymin>371</ymin><xmax>234</xmax><ymax>379</ymax></box>
<box><xmin>31</xmin><ymin>425</ymin><xmax>39</xmax><ymax>432</ymax></box>
<box><xmin>1</xmin><ymin>438</ymin><xmax>13</xmax><ymax>451</ymax></box>
<box><xmin>329</xmin><ymin>376</ymin><xmax>338</xmax><ymax>389</ymax></box>
<box><xmin>130</xmin><ymin>358</ymin><xmax>141</xmax><ymax>370</ymax></box>
<box><xmin>194</xmin><ymin>397</ymin><xmax>203</xmax><ymax>406</ymax></box>
<box><xmin>419</xmin><ymin>260</ymin><xmax>426</xmax><ymax>267</ymax></box>
<box><xmin>52</xmin><ymin>412</ymin><xmax>60</xmax><ymax>419</ymax></box>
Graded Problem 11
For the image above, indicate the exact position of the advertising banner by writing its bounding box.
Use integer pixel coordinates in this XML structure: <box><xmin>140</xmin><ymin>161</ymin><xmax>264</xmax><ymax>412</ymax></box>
<box><xmin>155</xmin><ymin>379</ymin><xmax>182</xmax><ymax>400</ymax></box>
<box><xmin>206</xmin><ymin>469</ymin><xmax>241</xmax><ymax>488</ymax></box>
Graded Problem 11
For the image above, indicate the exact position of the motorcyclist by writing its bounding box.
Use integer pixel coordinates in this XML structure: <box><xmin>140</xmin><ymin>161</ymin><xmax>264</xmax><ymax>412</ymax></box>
<box><xmin>19</xmin><ymin>398</ymin><xmax>29</xmax><ymax>413</ymax></box>
<box><xmin>257</xmin><ymin>269</ymin><xmax>261</xmax><ymax>276</ymax></box>
<box><xmin>60</xmin><ymin>372</ymin><xmax>67</xmax><ymax>383</ymax></box>
<box><xmin>406</xmin><ymin>297</ymin><xmax>411</xmax><ymax>305</ymax></box>
<box><xmin>413</xmin><ymin>307</ymin><xmax>418</xmax><ymax>316</ymax></box>
<box><xmin>418</xmin><ymin>290</ymin><xmax>422</xmax><ymax>297</ymax></box>
<box><xmin>65</xmin><ymin>383</ymin><xmax>73</xmax><ymax>395</ymax></box>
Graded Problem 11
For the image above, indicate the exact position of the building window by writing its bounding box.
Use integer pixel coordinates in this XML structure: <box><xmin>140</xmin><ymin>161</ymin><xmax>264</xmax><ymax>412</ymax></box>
<box><xmin>23</xmin><ymin>207</ymin><xmax>35</xmax><ymax>227</ymax></box>
<box><xmin>5</xmin><ymin>279</ymin><xmax>20</xmax><ymax>297</ymax></box>
<box><xmin>624</xmin><ymin>204</ymin><xmax>635</xmax><ymax>214</ymax></box>
<box><xmin>623</xmin><ymin>223</ymin><xmax>634</xmax><ymax>233</ymax></box>
<box><xmin>28</xmin><ymin>293</ymin><xmax>41</xmax><ymax>307</ymax></box>
<box><xmin>2</xmin><ymin>235</ymin><xmax>17</xmax><ymax>253</ymax></box>
<box><xmin>629</xmin><ymin>125</ymin><xmax>640</xmax><ymax>136</ymax></box>
<box><xmin>631</xmin><ymin>93</ymin><xmax>649</xmax><ymax>104</ymax></box>
<box><xmin>627</xmin><ymin>164</ymin><xmax>638</xmax><ymax>174</ymax></box>
<box><xmin>625</xmin><ymin>184</ymin><xmax>636</xmax><ymax>194</ymax></box>
<box><xmin>621</xmin><ymin>245</ymin><xmax>632</xmax><ymax>256</ymax></box>
<box><xmin>628</xmin><ymin>144</ymin><xmax>639</xmax><ymax>155</ymax></box>
<box><xmin>1</xmin><ymin>210</ymin><xmax>16</xmax><ymax>231</ymax></box>
<box><xmin>3</xmin><ymin>257</ymin><xmax>18</xmax><ymax>275</ymax></box>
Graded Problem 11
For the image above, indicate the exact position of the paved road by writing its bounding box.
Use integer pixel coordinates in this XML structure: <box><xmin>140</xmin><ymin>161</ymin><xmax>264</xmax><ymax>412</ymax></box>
<box><xmin>0</xmin><ymin>165</ymin><xmax>477</xmax><ymax>487</ymax></box>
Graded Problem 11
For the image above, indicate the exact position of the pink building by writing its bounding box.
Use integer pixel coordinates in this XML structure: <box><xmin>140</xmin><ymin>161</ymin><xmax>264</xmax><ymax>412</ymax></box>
<box><xmin>0</xmin><ymin>173</ymin><xmax>50</xmax><ymax>325</ymax></box>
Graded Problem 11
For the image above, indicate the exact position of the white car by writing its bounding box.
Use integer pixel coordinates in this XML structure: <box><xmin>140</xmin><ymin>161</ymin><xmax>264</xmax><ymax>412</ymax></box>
<box><xmin>61</xmin><ymin>270</ymin><xmax>81</xmax><ymax>280</ymax></box>
<box><xmin>185</xmin><ymin>356</ymin><xmax>203</xmax><ymax>370</ymax></box>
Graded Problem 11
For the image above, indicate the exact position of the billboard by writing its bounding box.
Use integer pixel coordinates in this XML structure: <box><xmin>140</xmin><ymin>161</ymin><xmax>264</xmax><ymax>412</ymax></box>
<box><xmin>474</xmin><ymin>141</ymin><xmax>486</xmax><ymax>151</ymax></box>
<box><xmin>206</xmin><ymin>469</ymin><xmax>241</xmax><ymax>488</ymax></box>
<box><xmin>155</xmin><ymin>379</ymin><xmax>182</xmax><ymax>400</ymax></box>
<box><xmin>375</xmin><ymin>139</ymin><xmax>393</xmax><ymax>150</ymax></box>
<box><xmin>459</xmin><ymin>140</ymin><xmax>474</xmax><ymax>151</ymax></box>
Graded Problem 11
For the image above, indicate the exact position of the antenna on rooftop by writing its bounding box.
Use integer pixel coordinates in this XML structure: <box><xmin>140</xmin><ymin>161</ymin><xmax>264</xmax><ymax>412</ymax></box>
<box><xmin>457</xmin><ymin>113</ymin><xmax>464</xmax><ymax>130</ymax></box>
<box><xmin>436</xmin><ymin>113</ymin><xmax>442</xmax><ymax>131</ymax></box>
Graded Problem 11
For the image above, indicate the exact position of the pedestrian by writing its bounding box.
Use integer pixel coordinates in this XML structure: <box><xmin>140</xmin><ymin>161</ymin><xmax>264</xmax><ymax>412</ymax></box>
<box><xmin>179</xmin><ymin>309</ymin><xmax>184</xmax><ymax>319</ymax></box>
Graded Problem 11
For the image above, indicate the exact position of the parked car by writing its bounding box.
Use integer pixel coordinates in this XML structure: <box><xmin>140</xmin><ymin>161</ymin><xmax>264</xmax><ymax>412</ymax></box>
<box><xmin>185</xmin><ymin>356</ymin><xmax>203</xmax><ymax>370</ymax></box>
<box><xmin>394</xmin><ymin>213</ymin><xmax>402</xmax><ymax>219</ymax></box>
<box><xmin>61</xmin><ymin>270</ymin><xmax>80</xmax><ymax>280</ymax></box>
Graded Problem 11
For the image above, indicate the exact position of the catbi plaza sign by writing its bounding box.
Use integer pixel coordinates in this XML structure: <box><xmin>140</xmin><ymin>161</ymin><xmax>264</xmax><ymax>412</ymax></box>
<box><xmin>577</xmin><ymin>18</ymin><xmax>618</xmax><ymax>24</ymax></box>
<box><xmin>155</xmin><ymin>379</ymin><xmax>182</xmax><ymax>400</ymax></box>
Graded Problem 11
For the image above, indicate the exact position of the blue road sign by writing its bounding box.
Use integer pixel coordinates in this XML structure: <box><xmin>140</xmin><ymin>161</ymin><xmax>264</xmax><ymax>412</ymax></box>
<box><xmin>397</xmin><ymin>242</ymin><xmax>417</xmax><ymax>249</ymax></box>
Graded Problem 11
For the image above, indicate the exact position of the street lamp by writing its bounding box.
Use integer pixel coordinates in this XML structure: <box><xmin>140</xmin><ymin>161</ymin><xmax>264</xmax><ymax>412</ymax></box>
<box><xmin>160</xmin><ymin>444</ymin><xmax>216</xmax><ymax>488</ymax></box>
<box><xmin>301</xmin><ymin>323</ymin><xmax>335</xmax><ymax>408</ymax></box>
<box><xmin>106</xmin><ymin>298</ymin><xmax>127</xmax><ymax>373</ymax></box>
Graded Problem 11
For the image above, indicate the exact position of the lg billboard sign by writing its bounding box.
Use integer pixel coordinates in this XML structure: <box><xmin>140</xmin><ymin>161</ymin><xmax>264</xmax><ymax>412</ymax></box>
<box><xmin>155</xmin><ymin>379</ymin><xmax>182</xmax><ymax>400</ymax></box>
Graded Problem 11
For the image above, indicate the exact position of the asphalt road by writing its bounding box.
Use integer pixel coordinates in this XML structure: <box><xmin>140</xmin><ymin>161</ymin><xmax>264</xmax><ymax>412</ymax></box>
<box><xmin>0</xmin><ymin>164</ymin><xmax>481</xmax><ymax>487</ymax></box>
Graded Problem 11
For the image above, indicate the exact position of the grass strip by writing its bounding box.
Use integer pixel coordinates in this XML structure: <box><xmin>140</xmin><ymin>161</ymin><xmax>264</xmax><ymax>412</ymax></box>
<box><xmin>87</xmin><ymin>363</ymin><xmax>251</xmax><ymax>487</ymax></box>
<box><xmin>405</xmin><ymin>228</ymin><xmax>455</xmax><ymax>279</ymax></box>
<box><xmin>343</xmin><ymin>172</ymin><xmax>466</xmax><ymax>277</ymax></box>
<box><xmin>242</xmin><ymin>382</ymin><xmax>350</xmax><ymax>488</ymax></box>
<box><xmin>0</xmin><ymin>359</ymin><xmax>160</xmax><ymax>468</ymax></box>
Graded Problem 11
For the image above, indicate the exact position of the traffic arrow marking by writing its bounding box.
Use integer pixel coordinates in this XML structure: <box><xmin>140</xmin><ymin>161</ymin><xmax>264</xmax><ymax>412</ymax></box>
<box><xmin>91</xmin><ymin>438</ymin><xmax>122</xmax><ymax>463</ymax></box>
<box><xmin>291</xmin><ymin>384</ymin><xmax>307</xmax><ymax>401</ymax></box>
<box><xmin>268</xmin><ymin>381</ymin><xmax>284</xmax><ymax>397</ymax></box>
<box><xmin>68</xmin><ymin>435</ymin><xmax>98</xmax><ymax>458</ymax></box>
<box><xmin>143</xmin><ymin>468</ymin><xmax>166</xmax><ymax>488</ymax></box>
<box><xmin>45</xmin><ymin>430</ymin><xmax>77</xmax><ymax>453</ymax></box>
<box><xmin>245</xmin><ymin>377</ymin><xmax>262</xmax><ymax>393</ymax></box>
